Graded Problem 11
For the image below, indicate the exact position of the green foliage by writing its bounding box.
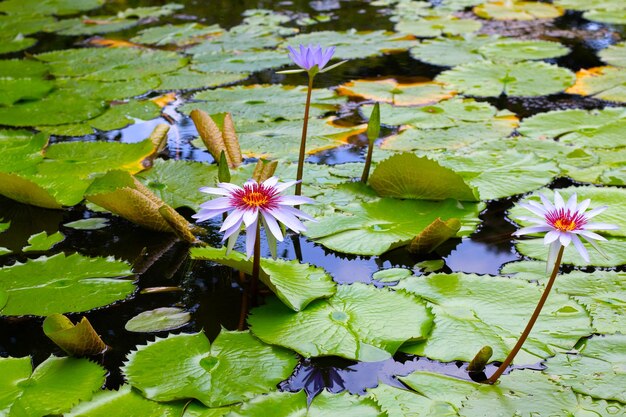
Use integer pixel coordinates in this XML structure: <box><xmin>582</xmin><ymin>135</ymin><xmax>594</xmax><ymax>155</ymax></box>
<box><xmin>63</xmin><ymin>218</ymin><xmax>109</xmax><ymax>230</ymax></box>
<box><xmin>0</xmin><ymin>0</ymin><xmax>104</xmax><ymax>15</ymax></box>
<box><xmin>22</xmin><ymin>230</ymin><xmax>64</xmax><ymax>252</ymax></box>
<box><xmin>0</xmin><ymin>253</ymin><xmax>135</xmax><ymax>316</ymax></box>
<box><xmin>248</xmin><ymin>283</ymin><xmax>433</xmax><ymax>361</ymax></box>
<box><xmin>600</xmin><ymin>41</ymin><xmax>626</xmax><ymax>68</ymax></box>
<box><xmin>395</xmin><ymin>16</ymin><xmax>482</xmax><ymax>37</ymax></box>
<box><xmin>132</xmin><ymin>23</ymin><xmax>223</xmax><ymax>46</ymax></box>
<box><xmin>43</xmin><ymin>314</ymin><xmax>107</xmax><ymax>355</ymax></box>
<box><xmin>125</xmin><ymin>307</ymin><xmax>191</xmax><ymax>333</ymax></box>
<box><xmin>122</xmin><ymin>331</ymin><xmax>297</xmax><ymax>407</ymax></box>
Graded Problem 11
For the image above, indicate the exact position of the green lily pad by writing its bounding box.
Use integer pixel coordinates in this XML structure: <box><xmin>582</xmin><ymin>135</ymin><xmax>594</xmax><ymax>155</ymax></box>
<box><xmin>22</xmin><ymin>230</ymin><xmax>64</xmax><ymax>252</ymax></box>
<box><xmin>338</xmin><ymin>78</ymin><xmax>455</xmax><ymax>106</ymax></box>
<box><xmin>0</xmin><ymin>36</ymin><xmax>37</xmax><ymax>55</ymax></box>
<box><xmin>0</xmin><ymin>221</ymin><xmax>9</xmax><ymax>233</ymax></box>
<box><xmin>554</xmin><ymin>0</ymin><xmax>625</xmax><ymax>10</ymax></box>
<box><xmin>36</xmin><ymin>47</ymin><xmax>187</xmax><ymax>81</ymax></box>
<box><xmin>53</xmin><ymin>77</ymin><xmax>161</xmax><ymax>101</ymax></box>
<box><xmin>0</xmin><ymin>355</ymin><xmax>106</xmax><ymax>417</ymax></box>
<box><xmin>66</xmin><ymin>385</ymin><xmax>186</xmax><ymax>417</ymax></box>
<box><xmin>369</xmin><ymin>153</ymin><xmax>478</xmax><ymax>201</ymax></box>
<box><xmin>157</xmin><ymin>68</ymin><xmax>248</xmax><ymax>91</ymax></box>
<box><xmin>0</xmin><ymin>252</ymin><xmax>135</xmax><ymax>316</ymax></box>
<box><xmin>395</xmin><ymin>16</ymin><xmax>482</xmax><ymax>37</ymax></box>
<box><xmin>567</xmin><ymin>66</ymin><xmax>626</xmax><ymax>102</ymax></box>
<box><xmin>117</xmin><ymin>3</ymin><xmax>184</xmax><ymax>19</ymax></box>
<box><xmin>228</xmin><ymin>390</ymin><xmax>384</xmax><ymax>417</ymax></box>
<box><xmin>479</xmin><ymin>39</ymin><xmax>570</xmax><ymax>62</ymax></box>
<box><xmin>131</xmin><ymin>23</ymin><xmax>222</xmax><ymax>46</ymax></box>
<box><xmin>437</xmin><ymin>150</ymin><xmax>559</xmax><ymax>200</ymax></box>
<box><xmin>410</xmin><ymin>35</ymin><xmax>498</xmax><ymax>67</ymax></box>
<box><xmin>372</xmin><ymin>267</ymin><xmax>413</xmax><ymax>283</ymax></box>
<box><xmin>305</xmin><ymin>197</ymin><xmax>482</xmax><ymax>256</ymax></box>
<box><xmin>0</xmin><ymin>0</ymin><xmax>104</xmax><ymax>15</ymax></box>
<box><xmin>517</xmin><ymin>237</ymin><xmax>626</xmax><ymax>267</ymax></box>
<box><xmin>396</xmin><ymin>273</ymin><xmax>592</xmax><ymax>364</ymax></box>
<box><xmin>600</xmin><ymin>42</ymin><xmax>626</xmax><ymax>68</ymax></box>
<box><xmin>248</xmin><ymin>283</ymin><xmax>433</xmax><ymax>362</ymax></box>
<box><xmin>0</xmin><ymin>129</ymin><xmax>48</xmax><ymax>173</ymax></box>
<box><xmin>63</xmin><ymin>218</ymin><xmax>109</xmax><ymax>230</ymax></box>
<box><xmin>0</xmin><ymin>15</ymin><xmax>55</xmax><ymax>37</ymax></box>
<box><xmin>473</xmin><ymin>1</ymin><xmax>564</xmax><ymax>20</ymax></box>
<box><xmin>191</xmin><ymin>49</ymin><xmax>291</xmax><ymax>74</ymax></box>
<box><xmin>190</xmin><ymin>246</ymin><xmax>337</xmax><ymax>312</ymax></box>
<box><xmin>544</xmin><ymin>334</ymin><xmax>626</xmax><ymax>403</ymax></box>
<box><xmin>125</xmin><ymin>307</ymin><xmax>191</xmax><ymax>333</ymax></box>
<box><xmin>437</xmin><ymin>60</ymin><xmax>575</xmax><ymax>97</ymax></box>
<box><xmin>45</xmin><ymin>16</ymin><xmax>137</xmax><ymax>36</ymax></box>
<box><xmin>122</xmin><ymin>330</ymin><xmax>297</xmax><ymax>407</ymax></box>
<box><xmin>583</xmin><ymin>9</ymin><xmax>626</xmax><ymax>24</ymax></box>
<box><xmin>0</xmin><ymin>91</ymin><xmax>105</xmax><ymax>127</ymax></box>
<box><xmin>181</xmin><ymin>85</ymin><xmax>342</xmax><ymax>123</ymax></box>
<box><xmin>285</xmin><ymin>29</ymin><xmax>417</xmax><ymax>60</ymax></box>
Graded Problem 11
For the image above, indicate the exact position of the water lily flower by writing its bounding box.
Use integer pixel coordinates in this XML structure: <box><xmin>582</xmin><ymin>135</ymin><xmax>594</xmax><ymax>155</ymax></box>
<box><xmin>513</xmin><ymin>190</ymin><xmax>618</xmax><ymax>268</ymax></box>
<box><xmin>192</xmin><ymin>177</ymin><xmax>314</xmax><ymax>259</ymax></box>
<box><xmin>288</xmin><ymin>44</ymin><xmax>336</xmax><ymax>72</ymax></box>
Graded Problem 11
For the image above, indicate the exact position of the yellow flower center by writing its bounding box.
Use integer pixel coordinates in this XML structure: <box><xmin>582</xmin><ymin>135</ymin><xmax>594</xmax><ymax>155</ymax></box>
<box><xmin>242</xmin><ymin>191</ymin><xmax>269</xmax><ymax>208</ymax></box>
<box><xmin>554</xmin><ymin>218</ymin><xmax>577</xmax><ymax>232</ymax></box>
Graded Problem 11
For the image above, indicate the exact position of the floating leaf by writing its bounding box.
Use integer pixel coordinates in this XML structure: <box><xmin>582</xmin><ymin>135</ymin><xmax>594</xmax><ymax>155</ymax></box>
<box><xmin>395</xmin><ymin>16</ymin><xmax>482</xmax><ymax>37</ymax></box>
<box><xmin>599</xmin><ymin>41</ymin><xmax>626</xmax><ymax>68</ymax></box>
<box><xmin>544</xmin><ymin>334</ymin><xmax>626</xmax><ymax>403</ymax></box>
<box><xmin>0</xmin><ymin>355</ymin><xmax>105</xmax><ymax>417</ymax></box>
<box><xmin>0</xmin><ymin>252</ymin><xmax>135</xmax><ymax>316</ymax></box>
<box><xmin>553</xmin><ymin>0</ymin><xmax>625</xmax><ymax>10</ymax></box>
<box><xmin>369</xmin><ymin>153</ymin><xmax>479</xmax><ymax>201</ymax></box>
<box><xmin>0</xmin><ymin>15</ymin><xmax>55</xmax><ymax>37</ymax></box>
<box><xmin>53</xmin><ymin>77</ymin><xmax>161</xmax><ymax>101</ymax></box>
<box><xmin>63</xmin><ymin>218</ymin><xmax>109</xmax><ymax>230</ymax></box>
<box><xmin>396</xmin><ymin>273</ymin><xmax>592</xmax><ymax>364</ymax></box>
<box><xmin>157</xmin><ymin>68</ymin><xmax>248</xmax><ymax>91</ymax></box>
<box><xmin>566</xmin><ymin>66</ymin><xmax>626</xmax><ymax>102</ymax></box>
<box><xmin>337</xmin><ymin>78</ymin><xmax>455</xmax><ymax>106</ymax></box>
<box><xmin>285</xmin><ymin>29</ymin><xmax>417</xmax><ymax>60</ymax></box>
<box><xmin>408</xmin><ymin>218</ymin><xmax>461</xmax><ymax>254</ymax></box>
<box><xmin>517</xmin><ymin>237</ymin><xmax>626</xmax><ymax>267</ymax></box>
<box><xmin>248</xmin><ymin>283</ymin><xmax>433</xmax><ymax>361</ymax></box>
<box><xmin>122</xmin><ymin>330</ymin><xmax>297</xmax><ymax>407</ymax></box>
<box><xmin>305</xmin><ymin>197</ymin><xmax>482</xmax><ymax>255</ymax></box>
<box><xmin>66</xmin><ymin>385</ymin><xmax>186</xmax><ymax>417</ymax></box>
<box><xmin>190</xmin><ymin>246</ymin><xmax>337</xmax><ymax>312</ymax></box>
<box><xmin>125</xmin><ymin>307</ymin><xmax>191</xmax><ymax>333</ymax></box>
<box><xmin>583</xmin><ymin>9</ymin><xmax>626</xmax><ymax>24</ymax></box>
<box><xmin>473</xmin><ymin>1</ymin><xmax>564</xmax><ymax>20</ymax></box>
<box><xmin>131</xmin><ymin>23</ymin><xmax>223</xmax><ymax>46</ymax></box>
<box><xmin>22</xmin><ymin>230</ymin><xmax>64</xmax><ymax>252</ymax></box>
<box><xmin>410</xmin><ymin>35</ymin><xmax>498</xmax><ymax>67</ymax></box>
<box><xmin>45</xmin><ymin>16</ymin><xmax>137</xmax><ymax>36</ymax></box>
<box><xmin>437</xmin><ymin>60</ymin><xmax>575</xmax><ymax>97</ymax></box>
<box><xmin>191</xmin><ymin>49</ymin><xmax>291</xmax><ymax>74</ymax></box>
<box><xmin>229</xmin><ymin>390</ymin><xmax>384</xmax><ymax>417</ymax></box>
<box><xmin>43</xmin><ymin>314</ymin><xmax>107</xmax><ymax>355</ymax></box>
<box><xmin>0</xmin><ymin>64</ymin><xmax>53</xmax><ymax>106</ymax></box>
<box><xmin>181</xmin><ymin>84</ymin><xmax>342</xmax><ymax>123</ymax></box>
<box><xmin>372</xmin><ymin>268</ymin><xmax>412</xmax><ymax>283</ymax></box>
<box><xmin>0</xmin><ymin>129</ymin><xmax>47</xmax><ymax>172</ymax></box>
<box><xmin>0</xmin><ymin>0</ymin><xmax>104</xmax><ymax>15</ymax></box>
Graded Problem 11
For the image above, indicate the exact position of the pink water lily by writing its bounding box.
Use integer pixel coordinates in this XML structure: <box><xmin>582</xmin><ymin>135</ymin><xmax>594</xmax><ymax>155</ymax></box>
<box><xmin>513</xmin><ymin>190</ymin><xmax>618</xmax><ymax>267</ymax></box>
<box><xmin>287</xmin><ymin>44</ymin><xmax>336</xmax><ymax>72</ymax></box>
<box><xmin>192</xmin><ymin>177</ymin><xmax>314</xmax><ymax>259</ymax></box>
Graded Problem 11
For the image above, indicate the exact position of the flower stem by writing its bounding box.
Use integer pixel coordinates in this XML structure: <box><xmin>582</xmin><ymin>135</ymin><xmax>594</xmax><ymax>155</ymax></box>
<box><xmin>250</xmin><ymin>220</ymin><xmax>261</xmax><ymax>300</ymax></box>
<box><xmin>361</xmin><ymin>140</ymin><xmax>375</xmax><ymax>183</ymax></box>
<box><xmin>487</xmin><ymin>244</ymin><xmax>565</xmax><ymax>384</ymax></box>
<box><xmin>295</xmin><ymin>76</ymin><xmax>314</xmax><ymax>197</ymax></box>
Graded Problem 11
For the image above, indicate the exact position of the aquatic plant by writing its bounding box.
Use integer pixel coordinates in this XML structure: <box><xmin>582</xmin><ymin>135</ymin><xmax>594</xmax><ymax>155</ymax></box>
<box><xmin>488</xmin><ymin>191</ymin><xmax>618</xmax><ymax>383</ymax></box>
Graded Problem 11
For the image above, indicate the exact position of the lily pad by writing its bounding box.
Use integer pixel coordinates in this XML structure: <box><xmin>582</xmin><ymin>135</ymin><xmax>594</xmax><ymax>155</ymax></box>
<box><xmin>410</xmin><ymin>35</ymin><xmax>498</xmax><ymax>67</ymax></box>
<box><xmin>43</xmin><ymin>314</ymin><xmax>107</xmax><ymax>355</ymax></box>
<box><xmin>0</xmin><ymin>0</ymin><xmax>104</xmax><ymax>15</ymax></box>
<box><xmin>337</xmin><ymin>78</ymin><xmax>455</xmax><ymax>106</ymax></box>
<box><xmin>566</xmin><ymin>66</ymin><xmax>626</xmax><ymax>102</ymax></box>
<box><xmin>436</xmin><ymin>60</ymin><xmax>575</xmax><ymax>97</ymax></box>
<box><xmin>0</xmin><ymin>15</ymin><xmax>55</xmax><ymax>37</ymax></box>
<box><xmin>190</xmin><ymin>246</ymin><xmax>337</xmax><ymax>312</ymax></box>
<box><xmin>63</xmin><ymin>218</ymin><xmax>110</xmax><ymax>230</ymax></box>
<box><xmin>369</xmin><ymin>153</ymin><xmax>478</xmax><ymax>201</ymax></box>
<box><xmin>248</xmin><ymin>283</ymin><xmax>433</xmax><ymax>362</ymax></box>
<box><xmin>396</xmin><ymin>273</ymin><xmax>592</xmax><ymax>364</ymax></box>
<box><xmin>473</xmin><ymin>1</ymin><xmax>564</xmax><ymax>20</ymax></box>
<box><xmin>372</xmin><ymin>268</ymin><xmax>413</xmax><ymax>283</ymax></box>
<box><xmin>305</xmin><ymin>197</ymin><xmax>482</xmax><ymax>256</ymax></box>
<box><xmin>544</xmin><ymin>334</ymin><xmax>626</xmax><ymax>403</ymax></box>
<box><xmin>0</xmin><ymin>35</ymin><xmax>37</xmax><ymax>55</ymax></box>
<box><xmin>131</xmin><ymin>23</ymin><xmax>223</xmax><ymax>46</ymax></box>
<box><xmin>181</xmin><ymin>84</ymin><xmax>342</xmax><ymax>123</ymax></box>
<box><xmin>285</xmin><ymin>29</ymin><xmax>417</xmax><ymax>60</ymax></box>
<box><xmin>599</xmin><ymin>41</ymin><xmax>626</xmax><ymax>68</ymax></box>
<box><xmin>66</xmin><ymin>385</ymin><xmax>185</xmax><ymax>417</ymax></box>
<box><xmin>36</xmin><ymin>47</ymin><xmax>187</xmax><ymax>81</ymax></box>
<box><xmin>554</xmin><ymin>0</ymin><xmax>625</xmax><ymax>10</ymax></box>
<box><xmin>191</xmin><ymin>49</ymin><xmax>291</xmax><ymax>74</ymax></box>
<box><xmin>395</xmin><ymin>16</ymin><xmax>482</xmax><ymax>37</ymax></box>
<box><xmin>157</xmin><ymin>68</ymin><xmax>248</xmax><ymax>91</ymax></box>
<box><xmin>0</xmin><ymin>129</ymin><xmax>48</xmax><ymax>173</ymax></box>
<box><xmin>22</xmin><ymin>230</ymin><xmax>64</xmax><ymax>252</ymax></box>
<box><xmin>517</xmin><ymin>237</ymin><xmax>626</xmax><ymax>267</ymax></box>
<box><xmin>0</xmin><ymin>355</ymin><xmax>106</xmax><ymax>417</ymax></box>
<box><xmin>583</xmin><ymin>9</ymin><xmax>626</xmax><ymax>24</ymax></box>
<box><xmin>228</xmin><ymin>390</ymin><xmax>384</xmax><ymax>417</ymax></box>
<box><xmin>0</xmin><ymin>252</ymin><xmax>135</xmax><ymax>316</ymax></box>
<box><xmin>45</xmin><ymin>16</ymin><xmax>138</xmax><ymax>36</ymax></box>
<box><xmin>122</xmin><ymin>330</ymin><xmax>297</xmax><ymax>407</ymax></box>
<box><xmin>125</xmin><ymin>307</ymin><xmax>191</xmax><ymax>333</ymax></box>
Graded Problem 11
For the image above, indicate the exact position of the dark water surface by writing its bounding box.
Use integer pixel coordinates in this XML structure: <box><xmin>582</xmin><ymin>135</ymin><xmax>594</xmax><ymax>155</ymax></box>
<box><xmin>0</xmin><ymin>0</ymin><xmax>622</xmax><ymax>395</ymax></box>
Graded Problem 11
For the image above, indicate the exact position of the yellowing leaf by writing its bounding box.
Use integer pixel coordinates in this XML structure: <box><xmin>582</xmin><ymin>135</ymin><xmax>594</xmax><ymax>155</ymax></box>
<box><xmin>337</xmin><ymin>78</ymin><xmax>456</xmax><ymax>106</ymax></box>
<box><xmin>87</xmin><ymin>38</ymin><xmax>141</xmax><ymax>48</ymax></box>
<box><xmin>43</xmin><ymin>314</ymin><xmax>107</xmax><ymax>356</ymax></box>
<box><xmin>408</xmin><ymin>218</ymin><xmax>461</xmax><ymax>254</ymax></box>
<box><xmin>150</xmin><ymin>92</ymin><xmax>176</xmax><ymax>108</ymax></box>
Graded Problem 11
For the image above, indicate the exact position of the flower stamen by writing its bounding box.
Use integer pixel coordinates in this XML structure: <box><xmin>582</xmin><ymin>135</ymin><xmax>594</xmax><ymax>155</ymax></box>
<box><xmin>545</xmin><ymin>209</ymin><xmax>586</xmax><ymax>232</ymax></box>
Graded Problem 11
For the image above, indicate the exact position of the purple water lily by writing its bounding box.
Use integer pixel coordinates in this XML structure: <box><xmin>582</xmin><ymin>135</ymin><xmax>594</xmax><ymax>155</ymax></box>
<box><xmin>287</xmin><ymin>44</ymin><xmax>336</xmax><ymax>72</ymax></box>
<box><xmin>193</xmin><ymin>177</ymin><xmax>314</xmax><ymax>259</ymax></box>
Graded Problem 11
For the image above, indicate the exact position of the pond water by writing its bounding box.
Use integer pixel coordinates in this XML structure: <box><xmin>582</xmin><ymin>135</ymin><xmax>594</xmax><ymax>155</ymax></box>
<box><xmin>1</xmin><ymin>0</ymin><xmax>625</xmax><ymax>414</ymax></box>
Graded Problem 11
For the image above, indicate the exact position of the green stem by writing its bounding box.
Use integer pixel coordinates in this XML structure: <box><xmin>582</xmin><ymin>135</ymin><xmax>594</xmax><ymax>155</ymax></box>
<box><xmin>487</xmin><ymin>245</ymin><xmax>565</xmax><ymax>384</ymax></box>
<box><xmin>295</xmin><ymin>76</ymin><xmax>314</xmax><ymax>197</ymax></box>
<box><xmin>361</xmin><ymin>139</ymin><xmax>375</xmax><ymax>183</ymax></box>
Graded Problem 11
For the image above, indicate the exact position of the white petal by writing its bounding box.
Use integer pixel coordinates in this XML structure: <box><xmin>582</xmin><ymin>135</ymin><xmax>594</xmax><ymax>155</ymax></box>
<box><xmin>546</xmin><ymin>241</ymin><xmax>562</xmax><ymax>274</ymax></box>
<box><xmin>217</xmin><ymin>182</ymin><xmax>243</xmax><ymax>192</ymax></box>
<box><xmin>538</xmin><ymin>193</ymin><xmax>555</xmax><ymax>211</ymax></box>
<box><xmin>262</xmin><ymin>216</ymin><xmax>278</xmax><ymax>259</ymax></box>
<box><xmin>199</xmin><ymin>197</ymin><xmax>232</xmax><ymax>210</ymax></box>
<box><xmin>221</xmin><ymin>209</ymin><xmax>245</xmax><ymax>232</ymax></box>
<box><xmin>275</xmin><ymin>180</ymin><xmax>299</xmax><ymax>193</ymax></box>
<box><xmin>574</xmin><ymin>230</ymin><xmax>606</xmax><ymax>241</ymax></box>
<box><xmin>269</xmin><ymin>207</ymin><xmax>307</xmax><ymax>233</ymax></box>
<box><xmin>192</xmin><ymin>208</ymin><xmax>227</xmax><ymax>222</ymax></box>
<box><xmin>245</xmin><ymin>219</ymin><xmax>259</xmax><ymax>259</ymax></box>
<box><xmin>565</xmin><ymin>193</ymin><xmax>578</xmax><ymax>212</ymax></box>
<box><xmin>516</xmin><ymin>216</ymin><xmax>546</xmax><ymax>225</ymax></box>
<box><xmin>544</xmin><ymin>230</ymin><xmax>560</xmax><ymax>244</ymax></box>
<box><xmin>221</xmin><ymin>220</ymin><xmax>243</xmax><ymax>242</ymax></box>
<box><xmin>512</xmin><ymin>225</ymin><xmax>551</xmax><ymax>236</ymax></box>
<box><xmin>281</xmin><ymin>205</ymin><xmax>315</xmax><ymax>221</ymax></box>
<box><xmin>559</xmin><ymin>232</ymin><xmax>572</xmax><ymax>247</ymax></box>
<box><xmin>581</xmin><ymin>235</ymin><xmax>610</xmax><ymax>260</ymax></box>
<box><xmin>262</xmin><ymin>176</ymin><xmax>279</xmax><ymax>187</ymax></box>
<box><xmin>576</xmin><ymin>198</ymin><xmax>591</xmax><ymax>213</ymax></box>
<box><xmin>583</xmin><ymin>222</ymin><xmax>619</xmax><ymax>230</ymax></box>
<box><xmin>199</xmin><ymin>186</ymin><xmax>230</xmax><ymax>196</ymax></box>
<box><xmin>260</xmin><ymin>210</ymin><xmax>284</xmax><ymax>242</ymax></box>
<box><xmin>553</xmin><ymin>191</ymin><xmax>565</xmax><ymax>210</ymax></box>
<box><xmin>519</xmin><ymin>201</ymin><xmax>547</xmax><ymax>217</ymax></box>
<box><xmin>570</xmin><ymin>234</ymin><xmax>590</xmax><ymax>263</ymax></box>
<box><xmin>278</xmin><ymin>195</ymin><xmax>315</xmax><ymax>206</ymax></box>
<box><xmin>242</xmin><ymin>209</ymin><xmax>259</xmax><ymax>227</ymax></box>
<box><xmin>226</xmin><ymin>229</ymin><xmax>240</xmax><ymax>254</ymax></box>
<box><xmin>585</xmin><ymin>205</ymin><xmax>608</xmax><ymax>219</ymax></box>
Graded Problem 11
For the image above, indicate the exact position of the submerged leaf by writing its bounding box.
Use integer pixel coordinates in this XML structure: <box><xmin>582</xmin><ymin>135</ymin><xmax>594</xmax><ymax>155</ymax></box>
<box><xmin>125</xmin><ymin>307</ymin><xmax>191</xmax><ymax>333</ymax></box>
<box><xmin>22</xmin><ymin>231</ymin><xmax>64</xmax><ymax>252</ymax></box>
<box><xmin>43</xmin><ymin>314</ymin><xmax>107</xmax><ymax>355</ymax></box>
<box><xmin>63</xmin><ymin>218</ymin><xmax>109</xmax><ymax>230</ymax></box>
<box><xmin>408</xmin><ymin>218</ymin><xmax>461</xmax><ymax>254</ymax></box>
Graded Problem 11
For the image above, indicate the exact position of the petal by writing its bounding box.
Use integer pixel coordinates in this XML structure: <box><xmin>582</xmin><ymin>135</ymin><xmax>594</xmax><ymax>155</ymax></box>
<box><xmin>220</xmin><ymin>209</ymin><xmax>245</xmax><ymax>232</ymax></box>
<box><xmin>269</xmin><ymin>207</ymin><xmax>307</xmax><ymax>233</ymax></box>
<box><xmin>553</xmin><ymin>191</ymin><xmax>565</xmax><ymax>210</ymax></box>
<box><xmin>559</xmin><ymin>232</ymin><xmax>572</xmax><ymax>247</ymax></box>
<box><xmin>546</xmin><ymin>241</ymin><xmax>562</xmax><ymax>274</ymax></box>
<box><xmin>262</xmin><ymin>176</ymin><xmax>279</xmax><ymax>188</ymax></box>
<box><xmin>576</xmin><ymin>198</ymin><xmax>591</xmax><ymax>213</ymax></box>
<box><xmin>281</xmin><ymin>205</ymin><xmax>315</xmax><ymax>221</ymax></box>
<box><xmin>199</xmin><ymin>186</ymin><xmax>230</xmax><ymax>196</ymax></box>
<box><xmin>516</xmin><ymin>216</ymin><xmax>547</xmax><ymax>225</ymax></box>
<box><xmin>565</xmin><ymin>193</ymin><xmax>578</xmax><ymax>212</ymax></box>
<box><xmin>226</xmin><ymin>229</ymin><xmax>240</xmax><ymax>254</ymax></box>
<box><xmin>538</xmin><ymin>193</ymin><xmax>555</xmax><ymax>211</ymax></box>
<box><xmin>192</xmin><ymin>208</ymin><xmax>227</xmax><ymax>222</ymax></box>
<box><xmin>544</xmin><ymin>230</ymin><xmax>560</xmax><ymax>244</ymax></box>
<box><xmin>574</xmin><ymin>230</ymin><xmax>606</xmax><ymax>241</ymax></box>
<box><xmin>519</xmin><ymin>201</ymin><xmax>547</xmax><ymax>217</ymax></box>
<box><xmin>199</xmin><ymin>197</ymin><xmax>232</xmax><ymax>210</ymax></box>
<box><xmin>260</xmin><ymin>210</ymin><xmax>284</xmax><ymax>242</ymax></box>
<box><xmin>242</xmin><ymin>209</ymin><xmax>259</xmax><ymax>227</ymax></box>
<box><xmin>261</xmin><ymin>216</ymin><xmax>278</xmax><ymax>259</ymax></box>
<box><xmin>512</xmin><ymin>225</ymin><xmax>552</xmax><ymax>236</ymax></box>
<box><xmin>278</xmin><ymin>195</ymin><xmax>315</xmax><ymax>206</ymax></box>
<box><xmin>581</xmin><ymin>235</ymin><xmax>610</xmax><ymax>260</ymax></box>
<box><xmin>584</xmin><ymin>205</ymin><xmax>608</xmax><ymax>219</ymax></box>
<box><xmin>570</xmin><ymin>234</ymin><xmax>590</xmax><ymax>263</ymax></box>
<box><xmin>583</xmin><ymin>222</ymin><xmax>619</xmax><ymax>230</ymax></box>
<box><xmin>275</xmin><ymin>180</ymin><xmax>299</xmax><ymax>193</ymax></box>
<box><xmin>216</xmin><ymin>182</ymin><xmax>243</xmax><ymax>192</ymax></box>
<box><xmin>245</xmin><ymin>219</ymin><xmax>259</xmax><ymax>259</ymax></box>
